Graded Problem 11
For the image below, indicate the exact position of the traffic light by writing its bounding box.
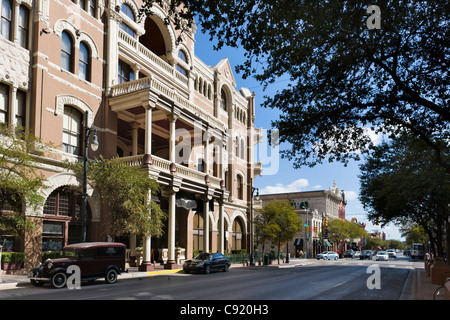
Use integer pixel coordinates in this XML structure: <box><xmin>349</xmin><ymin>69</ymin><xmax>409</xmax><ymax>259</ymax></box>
<box><xmin>324</xmin><ymin>217</ymin><xmax>328</xmax><ymax>227</ymax></box>
<box><xmin>306</xmin><ymin>225</ymin><xmax>310</xmax><ymax>233</ymax></box>
<box><xmin>314</xmin><ymin>226</ymin><xmax>317</xmax><ymax>233</ymax></box>
<box><xmin>376</xmin><ymin>216</ymin><xmax>380</xmax><ymax>225</ymax></box>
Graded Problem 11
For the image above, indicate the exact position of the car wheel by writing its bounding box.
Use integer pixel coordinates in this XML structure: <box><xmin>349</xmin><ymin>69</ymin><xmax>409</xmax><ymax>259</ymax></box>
<box><xmin>204</xmin><ymin>265</ymin><xmax>211</xmax><ymax>274</ymax></box>
<box><xmin>183</xmin><ymin>268</ymin><xmax>190</xmax><ymax>274</ymax></box>
<box><xmin>334</xmin><ymin>256</ymin><xmax>338</xmax><ymax>260</ymax></box>
<box><xmin>105</xmin><ymin>269</ymin><xmax>118</xmax><ymax>284</ymax></box>
<box><xmin>51</xmin><ymin>272</ymin><xmax>67</xmax><ymax>289</ymax></box>
<box><xmin>223</xmin><ymin>264</ymin><xmax>229</xmax><ymax>272</ymax></box>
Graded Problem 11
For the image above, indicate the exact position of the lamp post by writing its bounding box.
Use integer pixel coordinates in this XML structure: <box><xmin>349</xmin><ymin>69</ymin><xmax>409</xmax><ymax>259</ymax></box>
<box><xmin>82</xmin><ymin>110</ymin><xmax>98</xmax><ymax>242</ymax></box>
<box><xmin>250</xmin><ymin>178</ymin><xmax>259</xmax><ymax>266</ymax></box>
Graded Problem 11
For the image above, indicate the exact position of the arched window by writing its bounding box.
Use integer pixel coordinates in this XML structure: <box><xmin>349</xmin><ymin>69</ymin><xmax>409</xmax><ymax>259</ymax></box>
<box><xmin>1</xmin><ymin>0</ymin><xmax>12</xmax><ymax>41</ymax></box>
<box><xmin>178</xmin><ymin>50</ymin><xmax>188</xmax><ymax>63</ymax></box>
<box><xmin>18</xmin><ymin>5</ymin><xmax>29</xmax><ymax>49</ymax></box>
<box><xmin>176</xmin><ymin>50</ymin><xmax>189</xmax><ymax>77</ymax></box>
<box><xmin>240</xmin><ymin>138</ymin><xmax>245</xmax><ymax>159</ymax></box>
<box><xmin>220</xmin><ymin>89</ymin><xmax>227</xmax><ymax>111</ymax></box>
<box><xmin>79</xmin><ymin>42</ymin><xmax>91</xmax><ymax>81</ymax></box>
<box><xmin>120</xmin><ymin>3</ymin><xmax>136</xmax><ymax>38</ymax></box>
<box><xmin>236</xmin><ymin>174</ymin><xmax>243</xmax><ymax>200</ymax></box>
<box><xmin>43</xmin><ymin>186</ymin><xmax>87</xmax><ymax>250</ymax></box>
<box><xmin>61</xmin><ymin>31</ymin><xmax>74</xmax><ymax>72</ymax></box>
<box><xmin>121</xmin><ymin>3</ymin><xmax>135</xmax><ymax>21</ymax></box>
<box><xmin>63</xmin><ymin>106</ymin><xmax>82</xmax><ymax>155</ymax></box>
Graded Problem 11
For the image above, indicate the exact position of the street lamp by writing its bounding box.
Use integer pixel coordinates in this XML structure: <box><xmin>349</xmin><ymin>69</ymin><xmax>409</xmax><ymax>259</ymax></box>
<box><xmin>82</xmin><ymin>110</ymin><xmax>98</xmax><ymax>242</ymax></box>
<box><xmin>250</xmin><ymin>178</ymin><xmax>259</xmax><ymax>266</ymax></box>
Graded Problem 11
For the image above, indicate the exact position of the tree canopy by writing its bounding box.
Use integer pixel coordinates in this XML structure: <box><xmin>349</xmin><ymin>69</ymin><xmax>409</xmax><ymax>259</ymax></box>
<box><xmin>141</xmin><ymin>0</ymin><xmax>449</xmax><ymax>171</ymax></box>
<box><xmin>359</xmin><ymin>134</ymin><xmax>449</xmax><ymax>260</ymax></box>
<box><xmin>255</xmin><ymin>199</ymin><xmax>302</xmax><ymax>262</ymax></box>
<box><xmin>0</xmin><ymin>125</ymin><xmax>48</xmax><ymax>237</ymax></box>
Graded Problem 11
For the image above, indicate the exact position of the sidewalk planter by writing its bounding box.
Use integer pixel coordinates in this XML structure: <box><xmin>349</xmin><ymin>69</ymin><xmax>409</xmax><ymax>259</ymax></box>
<box><xmin>429</xmin><ymin>258</ymin><xmax>450</xmax><ymax>285</ymax></box>
<box><xmin>1</xmin><ymin>252</ymin><xmax>25</xmax><ymax>271</ymax></box>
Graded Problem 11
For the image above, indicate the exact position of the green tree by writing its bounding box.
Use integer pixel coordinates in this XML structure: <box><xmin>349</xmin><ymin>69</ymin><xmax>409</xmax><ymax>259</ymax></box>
<box><xmin>255</xmin><ymin>199</ymin><xmax>302</xmax><ymax>264</ymax></box>
<box><xmin>359</xmin><ymin>134</ymin><xmax>449</xmax><ymax>261</ymax></box>
<box><xmin>400</xmin><ymin>224</ymin><xmax>428</xmax><ymax>249</ymax></box>
<box><xmin>0</xmin><ymin>125</ymin><xmax>48</xmax><ymax>238</ymax></box>
<box><xmin>327</xmin><ymin>218</ymin><xmax>368</xmax><ymax>248</ymax></box>
<box><xmin>141</xmin><ymin>0</ymin><xmax>449</xmax><ymax>173</ymax></box>
<box><xmin>65</xmin><ymin>156</ymin><xmax>166</xmax><ymax>239</ymax></box>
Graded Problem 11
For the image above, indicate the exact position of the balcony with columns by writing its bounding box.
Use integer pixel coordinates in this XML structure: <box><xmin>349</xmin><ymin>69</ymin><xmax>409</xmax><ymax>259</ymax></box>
<box><xmin>108</xmin><ymin>73</ymin><xmax>234</xmax><ymax>270</ymax></box>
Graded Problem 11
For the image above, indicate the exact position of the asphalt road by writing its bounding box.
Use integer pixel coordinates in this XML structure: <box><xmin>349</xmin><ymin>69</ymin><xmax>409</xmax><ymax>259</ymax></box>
<box><xmin>1</xmin><ymin>257</ymin><xmax>414</xmax><ymax>301</ymax></box>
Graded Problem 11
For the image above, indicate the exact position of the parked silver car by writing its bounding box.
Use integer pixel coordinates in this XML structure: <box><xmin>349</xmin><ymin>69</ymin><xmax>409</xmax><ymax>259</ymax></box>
<box><xmin>316</xmin><ymin>251</ymin><xmax>339</xmax><ymax>260</ymax></box>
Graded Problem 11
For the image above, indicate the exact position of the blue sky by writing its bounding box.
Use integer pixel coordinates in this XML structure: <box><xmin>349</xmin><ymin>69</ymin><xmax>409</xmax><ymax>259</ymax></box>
<box><xmin>192</xmin><ymin>28</ymin><xmax>404</xmax><ymax>241</ymax></box>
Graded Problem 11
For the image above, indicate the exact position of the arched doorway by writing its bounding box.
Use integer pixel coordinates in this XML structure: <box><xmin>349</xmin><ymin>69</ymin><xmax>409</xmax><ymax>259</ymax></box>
<box><xmin>42</xmin><ymin>186</ymin><xmax>91</xmax><ymax>251</ymax></box>
<box><xmin>140</xmin><ymin>17</ymin><xmax>167</xmax><ymax>59</ymax></box>
<box><xmin>231</xmin><ymin>218</ymin><xmax>245</xmax><ymax>251</ymax></box>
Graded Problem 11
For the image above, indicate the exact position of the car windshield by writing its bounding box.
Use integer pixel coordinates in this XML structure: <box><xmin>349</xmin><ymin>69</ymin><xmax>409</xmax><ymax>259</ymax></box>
<box><xmin>62</xmin><ymin>248</ymin><xmax>79</xmax><ymax>258</ymax></box>
<box><xmin>194</xmin><ymin>252</ymin><xmax>212</xmax><ymax>260</ymax></box>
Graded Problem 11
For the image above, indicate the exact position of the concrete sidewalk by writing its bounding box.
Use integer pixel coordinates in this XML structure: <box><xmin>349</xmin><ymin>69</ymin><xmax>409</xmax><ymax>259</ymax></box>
<box><xmin>0</xmin><ymin>258</ymin><xmax>445</xmax><ymax>300</ymax></box>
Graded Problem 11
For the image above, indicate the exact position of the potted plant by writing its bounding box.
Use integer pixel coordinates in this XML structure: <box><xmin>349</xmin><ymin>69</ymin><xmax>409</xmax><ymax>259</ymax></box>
<box><xmin>1</xmin><ymin>252</ymin><xmax>25</xmax><ymax>271</ymax></box>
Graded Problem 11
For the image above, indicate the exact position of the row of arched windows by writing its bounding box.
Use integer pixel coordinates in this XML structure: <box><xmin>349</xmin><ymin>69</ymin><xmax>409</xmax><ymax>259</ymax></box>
<box><xmin>195</xmin><ymin>76</ymin><xmax>213</xmax><ymax>100</ymax></box>
<box><xmin>61</xmin><ymin>31</ymin><xmax>92</xmax><ymax>82</ymax></box>
<box><xmin>235</xmin><ymin>107</ymin><xmax>247</xmax><ymax>124</ymax></box>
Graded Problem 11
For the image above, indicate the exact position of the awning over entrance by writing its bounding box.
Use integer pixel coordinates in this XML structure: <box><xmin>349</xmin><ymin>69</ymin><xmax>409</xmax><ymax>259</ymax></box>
<box><xmin>323</xmin><ymin>240</ymin><xmax>332</xmax><ymax>247</ymax></box>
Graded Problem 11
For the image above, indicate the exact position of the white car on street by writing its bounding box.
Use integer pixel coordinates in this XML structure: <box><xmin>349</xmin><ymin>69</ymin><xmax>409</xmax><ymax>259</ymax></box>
<box><xmin>386</xmin><ymin>249</ymin><xmax>397</xmax><ymax>258</ymax></box>
<box><xmin>376</xmin><ymin>251</ymin><xmax>389</xmax><ymax>261</ymax></box>
<box><xmin>316</xmin><ymin>251</ymin><xmax>339</xmax><ymax>260</ymax></box>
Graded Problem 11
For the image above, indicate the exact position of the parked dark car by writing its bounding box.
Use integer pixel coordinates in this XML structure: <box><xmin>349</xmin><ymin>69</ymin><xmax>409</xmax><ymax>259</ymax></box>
<box><xmin>344</xmin><ymin>250</ymin><xmax>356</xmax><ymax>258</ymax></box>
<box><xmin>183</xmin><ymin>252</ymin><xmax>231</xmax><ymax>274</ymax></box>
<box><xmin>29</xmin><ymin>242</ymin><xmax>126</xmax><ymax>288</ymax></box>
<box><xmin>359</xmin><ymin>250</ymin><xmax>374</xmax><ymax>260</ymax></box>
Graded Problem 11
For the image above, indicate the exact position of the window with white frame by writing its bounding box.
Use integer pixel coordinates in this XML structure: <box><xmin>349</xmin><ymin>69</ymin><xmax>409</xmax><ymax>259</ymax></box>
<box><xmin>63</xmin><ymin>106</ymin><xmax>82</xmax><ymax>155</ymax></box>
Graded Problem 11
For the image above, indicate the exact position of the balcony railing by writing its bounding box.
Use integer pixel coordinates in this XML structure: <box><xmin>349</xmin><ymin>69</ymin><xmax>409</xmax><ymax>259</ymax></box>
<box><xmin>118</xmin><ymin>29</ymin><xmax>188</xmax><ymax>87</ymax></box>
<box><xmin>119</xmin><ymin>154</ymin><xmax>222</xmax><ymax>189</ymax></box>
<box><xmin>110</xmin><ymin>75</ymin><xmax>226</xmax><ymax>132</ymax></box>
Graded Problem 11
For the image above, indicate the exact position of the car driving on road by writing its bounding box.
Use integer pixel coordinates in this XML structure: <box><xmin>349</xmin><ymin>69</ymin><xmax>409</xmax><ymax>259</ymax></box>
<box><xmin>316</xmin><ymin>251</ymin><xmax>339</xmax><ymax>260</ymax></box>
<box><xmin>376</xmin><ymin>251</ymin><xmax>389</xmax><ymax>261</ymax></box>
<box><xmin>183</xmin><ymin>252</ymin><xmax>231</xmax><ymax>274</ymax></box>
<box><xmin>386</xmin><ymin>249</ymin><xmax>397</xmax><ymax>259</ymax></box>
<box><xmin>360</xmin><ymin>250</ymin><xmax>374</xmax><ymax>260</ymax></box>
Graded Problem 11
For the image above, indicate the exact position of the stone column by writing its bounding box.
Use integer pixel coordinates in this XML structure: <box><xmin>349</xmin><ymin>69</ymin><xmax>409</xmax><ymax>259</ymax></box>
<box><xmin>165</xmin><ymin>188</ymin><xmax>178</xmax><ymax>269</ymax></box>
<box><xmin>139</xmin><ymin>187</ymin><xmax>154</xmax><ymax>271</ymax></box>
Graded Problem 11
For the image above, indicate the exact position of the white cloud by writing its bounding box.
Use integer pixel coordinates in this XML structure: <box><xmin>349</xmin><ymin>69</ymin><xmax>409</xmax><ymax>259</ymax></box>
<box><xmin>312</xmin><ymin>184</ymin><xmax>322</xmax><ymax>189</ymax></box>
<box><xmin>260</xmin><ymin>178</ymin><xmax>309</xmax><ymax>194</ymax></box>
<box><xmin>344</xmin><ymin>190</ymin><xmax>358</xmax><ymax>201</ymax></box>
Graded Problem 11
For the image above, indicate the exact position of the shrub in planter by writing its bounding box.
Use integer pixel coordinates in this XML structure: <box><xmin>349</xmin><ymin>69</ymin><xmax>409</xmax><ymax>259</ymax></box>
<box><xmin>1</xmin><ymin>252</ymin><xmax>25</xmax><ymax>270</ymax></box>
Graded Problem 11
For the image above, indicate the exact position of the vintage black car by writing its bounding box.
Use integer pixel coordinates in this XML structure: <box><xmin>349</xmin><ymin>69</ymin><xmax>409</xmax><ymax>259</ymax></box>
<box><xmin>29</xmin><ymin>242</ymin><xmax>126</xmax><ymax>288</ymax></box>
<box><xmin>183</xmin><ymin>252</ymin><xmax>231</xmax><ymax>274</ymax></box>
